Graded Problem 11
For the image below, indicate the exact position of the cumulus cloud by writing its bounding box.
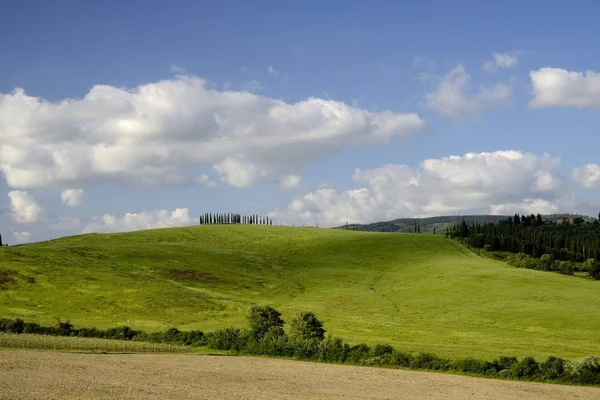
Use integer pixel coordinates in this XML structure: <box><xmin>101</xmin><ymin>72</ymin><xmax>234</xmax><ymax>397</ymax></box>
<box><xmin>61</xmin><ymin>188</ymin><xmax>84</xmax><ymax>207</ymax></box>
<box><xmin>425</xmin><ymin>65</ymin><xmax>511</xmax><ymax>118</ymax></box>
<box><xmin>529</xmin><ymin>67</ymin><xmax>600</xmax><ymax>109</ymax></box>
<box><xmin>270</xmin><ymin>151</ymin><xmax>565</xmax><ymax>226</ymax></box>
<box><xmin>8</xmin><ymin>190</ymin><xmax>42</xmax><ymax>223</ymax></box>
<box><xmin>280</xmin><ymin>174</ymin><xmax>301</xmax><ymax>189</ymax></box>
<box><xmin>572</xmin><ymin>164</ymin><xmax>600</xmax><ymax>189</ymax></box>
<box><xmin>0</xmin><ymin>76</ymin><xmax>425</xmax><ymax>190</ymax></box>
<box><xmin>13</xmin><ymin>231</ymin><xmax>31</xmax><ymax>244</ymax></box>
<box><xmin>82</xmin><ymin>208</ymin><xmax>193</xmax><ymax>234</ymax></box>
<box><xmin>483</xmin><ymin>52</ymin><xmax>519</xmax><ymax>73</ymax></box>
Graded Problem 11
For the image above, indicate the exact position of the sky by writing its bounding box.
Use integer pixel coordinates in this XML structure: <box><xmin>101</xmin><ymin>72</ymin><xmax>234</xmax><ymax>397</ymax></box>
<box><xmin>1</xmin><ymin>0</ymin><xmax>600</xmax><ymax>244</ymax></box>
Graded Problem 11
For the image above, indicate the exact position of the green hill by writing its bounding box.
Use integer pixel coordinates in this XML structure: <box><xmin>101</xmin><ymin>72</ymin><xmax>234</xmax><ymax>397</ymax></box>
<box><xmin>1</xmin><ymin>225</ymin><xmax>599</xmax><ymax>360</ymax></box>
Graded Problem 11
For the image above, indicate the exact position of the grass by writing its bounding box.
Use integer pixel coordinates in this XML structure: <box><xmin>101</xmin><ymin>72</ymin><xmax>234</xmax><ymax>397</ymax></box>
<box><xmin>1</xmin><ymin>225</ymin><xmax>599</xmax><ymax>360</ymax></box>
<box><xmin>0</xmin><ymin>333</ymin><xmax>191</xmax><ymax>353</ymax></box>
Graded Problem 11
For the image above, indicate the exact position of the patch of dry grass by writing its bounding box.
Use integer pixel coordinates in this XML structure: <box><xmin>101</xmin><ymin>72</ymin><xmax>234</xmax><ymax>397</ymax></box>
<box><xmin>0</xmin><ymin>333</ymin><xmax>191</xmax><ymax>353</ymax></box>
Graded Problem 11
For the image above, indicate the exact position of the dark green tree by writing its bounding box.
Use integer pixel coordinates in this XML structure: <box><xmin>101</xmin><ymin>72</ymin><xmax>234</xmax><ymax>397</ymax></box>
<box><xmin>247</xmin><ymin>305</ymin><xmax>285</xmax><ymax>340</ymax></box>
<box><xmin>290</xmin><ymin>311</ymin><xmax>326</xmax><ymax>341</ymax></box>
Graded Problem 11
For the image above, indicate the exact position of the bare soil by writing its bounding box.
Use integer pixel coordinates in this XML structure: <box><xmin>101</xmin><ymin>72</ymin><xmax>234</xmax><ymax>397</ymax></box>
<box><xmin>1</xmin><ymin>351</ymin><xmax>599</xmax><ymax>399</ymax></box>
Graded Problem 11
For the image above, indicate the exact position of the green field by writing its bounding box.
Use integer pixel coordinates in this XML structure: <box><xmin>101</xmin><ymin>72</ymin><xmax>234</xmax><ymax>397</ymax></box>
<box><xmin>1</xmin><ymin>225</ymin><xmax>599</xmax><ymax>360</ymax></box>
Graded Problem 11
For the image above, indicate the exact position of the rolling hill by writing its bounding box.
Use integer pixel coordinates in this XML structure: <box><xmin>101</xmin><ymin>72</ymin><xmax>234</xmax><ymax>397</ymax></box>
<box><xmin>1</xmin><ymin>225</ymin><xmax>599</xmax><ymax>360</ymax></box>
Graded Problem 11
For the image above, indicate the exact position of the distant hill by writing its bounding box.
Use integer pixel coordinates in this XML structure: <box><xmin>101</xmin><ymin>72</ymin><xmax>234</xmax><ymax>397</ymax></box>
<box><xmin>334</xmin><ymin>213</ymin><xmax>595</xmax><ymax>233</ymax></box>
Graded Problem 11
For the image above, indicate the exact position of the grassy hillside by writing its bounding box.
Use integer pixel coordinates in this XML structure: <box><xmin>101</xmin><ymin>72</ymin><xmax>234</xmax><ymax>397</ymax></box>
<box><xmin>1</xmin><ymin>225</ymin><xmax>599</xmax><ymax>360</ymax></box>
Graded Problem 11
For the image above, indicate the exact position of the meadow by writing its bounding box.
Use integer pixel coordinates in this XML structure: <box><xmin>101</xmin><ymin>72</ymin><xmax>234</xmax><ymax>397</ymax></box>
<box><xmin>1</xmin><ymin>225</ymin><xmax>599</xmax><ymax>360</ymax></box>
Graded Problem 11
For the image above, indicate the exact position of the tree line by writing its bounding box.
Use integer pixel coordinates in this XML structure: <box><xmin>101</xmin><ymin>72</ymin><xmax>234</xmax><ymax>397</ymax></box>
<box><xmin>447</xmin><ymin>213</ymin><xmax>600</xmax><ymax>278</ymax></box>
<box><xmin>2</xmin><ymin>309</ymin><xmax>600</xmax><ymax>385</ymax></box>
<box><xmin>199</xmin><ymin>213</ymin><xmax>273</xmax><ymax>225</ymax></box>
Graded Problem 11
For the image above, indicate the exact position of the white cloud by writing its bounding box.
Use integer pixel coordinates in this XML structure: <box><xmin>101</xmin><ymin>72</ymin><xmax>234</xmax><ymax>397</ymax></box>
<box><xmin>572</xmin><ymin>164</ymin><xmax>600</xmax><ymax>189</ymax></box>
<box><xmin>270</xmin><ymin>150</ymin><xmax>565</xmax><ymax>226</ymax></box>
<box><xmin>280</xmin><ymin>174</ymin><xmax>301</xmax><ymax>189</ymax></box>
<box><xmin>13</xmin><ymin>231</ymin><xmax>31</xmax><ymax>244</ymax></box>
<box><xmin>61</xmin><ymin>188</ymin><xmax>84</xmax><ymax>207</ymax></box>
<box><xmin>213</xmin><ymin>158</ymin><xmax>267</xmax><ymax>187</ymax></box>
<box><xmin>483</xmin><ymin>52</ymin><xmax>519</xmax><ymax>73</ymax></box>
<box><xmin>529</xmin><ymin>67</ymin><xmax>600</xmax><ymax>109</ymax></box>
<box><xmin>7</xmin><ymin>190</ymin><xmax>42</xmax><ymax>223</ymax></box>
<box><xmin>268</xmin><ymin>66</ymin><xmax>280</xmax><ymax>77</ymax></box>
<box><xmin>195</xmin><ymin>174</ymin><xmax>217</xmax><ymax>188</ymax></box>
<box><xmin>425</xmin><ymin>65</ymin><xmax>511</xmax><ymax>118</ymax></box>
<box><xmin>0</xmin><ymin>76</ymin><xmax>425</xmax><ymax>190</ymax></box>
<box><xmin>82</xmin><ymin>208</ymin><xmax>193</xmax><ymax>234</ymax></box>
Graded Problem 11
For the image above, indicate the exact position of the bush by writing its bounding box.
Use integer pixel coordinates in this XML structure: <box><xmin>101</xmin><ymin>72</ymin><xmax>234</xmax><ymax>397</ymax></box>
<box><xmin>539</xmin><ymin>356</ymin><xmax>566</xmax><ymax>380</ymax></box>
<box><xmin>584</xmin><ymin>259</ymin><xmax>600</xmax><ymax>280</ymax></box>
<box><xmin>345</xmin><ymin>343</ymin><xmax>371</xmax><ymax>365</ymax></box>
<box><xmin>318</xmin><ymin>336</ymin><xmax>348</xmax><ymax>363</ymax></box>
<box><xmin>290</xmin><ymin>337</ymin><xmax>321</xmax><ymax>359</ymax></box>
<box><xmin>389</xmin><ymin>350</ymin><xmax>412</xmax><ymax>368</ymax></box>
<box><xmin>0</xmin><ymin>318</ymin><xmax>25</xmax><ymax>334</ymax></box>
<box><xmin>511</xmin><ymin>356</ymin><xmax>539</xmax><ymax>378</ymax></box>
<box><xmin>453</xmin><ymin>358</ymin><xmax>489</xmax><ymax>374</ymax></box>
<box><xmin>568</xmin><ymin>356</ymin><xmax>600</xmax><ymax>384</ymax></box>
<box><xmin>247</xmin><ymin>305</ymin><xmax>285</xmax><ymax>340</ymax></box>
<box><xmin>490</xmin><ymin>356</ymin><xmax>518</xmax><ymax>373</ymax></box>
<box><xmin>206</xmin><ymin>328</ymin><xmax>245</xmax><ymax>351</ymax></box>
<box><xmin>290</xmin><ymin>312</ymin><xmax>326</xmax><ymax>341</ymax></box>
<box><xmin>410</xmin><ymin>353</ymin><xmax>450</xmax><ymax>371</ymax></box>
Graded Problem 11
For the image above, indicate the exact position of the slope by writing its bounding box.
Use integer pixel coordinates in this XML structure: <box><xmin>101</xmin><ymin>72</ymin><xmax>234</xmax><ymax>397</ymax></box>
<box><xmin>1</xmin><ymin>225</ymin><xmax>599</xmax><ymax>360</ymax></box>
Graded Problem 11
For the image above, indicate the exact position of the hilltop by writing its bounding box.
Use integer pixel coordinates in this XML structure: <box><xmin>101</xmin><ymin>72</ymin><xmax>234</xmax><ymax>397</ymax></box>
<box><xmin>1</xmin><ymin>225</ymin><xmax>599</xmax><ymax>360</ymax></box>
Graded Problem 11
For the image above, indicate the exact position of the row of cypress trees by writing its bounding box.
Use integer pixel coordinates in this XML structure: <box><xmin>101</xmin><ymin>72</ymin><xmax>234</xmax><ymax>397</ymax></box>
<box><xmin>199</xmin><ymin>213</ymin><xmax>273</xmax><ymax>225</ymax></box>
<box><xmin>448</xmin><ymin>214</ymin><xmax>600</xmax><ymax>262</ymax></box>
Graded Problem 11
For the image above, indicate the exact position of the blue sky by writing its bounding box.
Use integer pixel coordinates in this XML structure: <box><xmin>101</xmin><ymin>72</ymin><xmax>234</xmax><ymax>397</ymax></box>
<box><xmin>1</xmin><ymin>0</ymin><xmax>599</xmax><ymax>243</ymax></box>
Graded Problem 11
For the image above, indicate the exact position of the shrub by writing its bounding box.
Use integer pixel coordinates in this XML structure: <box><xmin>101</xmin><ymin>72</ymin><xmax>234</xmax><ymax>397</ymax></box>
<box><xmin>206</xmin><ymin>327</ymin><xmax>245</xmax><ymax>351</ymax></box>
<box><xmin>539</xmin><ymin>356</ymin><xmax>566</xmax><ymax>380</ymax></box>
<box><xmin>246</xmin><ymin>329</ymin><xmax>292</xmax><ymax>357</ymax></box>
<box><xmin>511</xmin><ymin>356</ymin><xmax>539</xmax><ymax>378</ymax></box>
<box><xmin>453</xmin><ymin>358</ymin><xmax>489</xmax><ymax>374</ymax></box>
<box><xmin>491</xmin><ymin>356</ymin><xmax>518</xmax><ymax>373</ymax></box>
<box><xmin>318</xmin><ymin>336</ymin><xmax>348</xmax><ymax>363</ymax></box>
<box><xmin>287</xmin><ymin>337</ymin><xmax>319</xmax><ymax>359</ymax></box>
<box><xmin>290</xmin><ymin>312</ymin><xmax>326</xmax><ymax>341</ymax></box>
<box><xmin>1</xmin><ymin>318</ymin><xmax>25</xmax><ymax>334</ymax></box>
<box><xmin>247</xmin><ymin>305</ymin><xmax>284</xmax><ymax>340</ymax></box>
<box><xmin>410</xmin><ymin>353</ymin><xmax>450</xmax><ymax>371</ymax></box>
<box><xmin>57</xmin><ymin>319</ymin><xmax>73</xmax><ymax>336</ymax></box>
<box><xmin>345</xmin><ymin>343</ymin><xmax>371</xmax><ymax>365</ymax></box>
<box><xmin>389</xmin><ymin>350</ymin><xmax>412</xmax><ymax>368</ymax></box>
<box><xmin>568</xmin><ymin>356</ymin><xmax>600</xmax><ymax>384</ymax></box>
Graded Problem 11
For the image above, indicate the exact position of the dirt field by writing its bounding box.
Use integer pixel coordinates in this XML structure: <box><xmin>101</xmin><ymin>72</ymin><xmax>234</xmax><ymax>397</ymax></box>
<box><xmin>1</xmin><ymin>351</ymin><xmax>599</xmax><ymax>399</ymax></box>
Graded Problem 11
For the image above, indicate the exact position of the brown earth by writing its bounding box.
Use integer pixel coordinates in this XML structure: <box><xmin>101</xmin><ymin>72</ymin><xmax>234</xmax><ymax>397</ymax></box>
<box><xmin>1</xmin><ymin>350</ymin><xmax>599</xmax><ymax>399</ymax></box>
